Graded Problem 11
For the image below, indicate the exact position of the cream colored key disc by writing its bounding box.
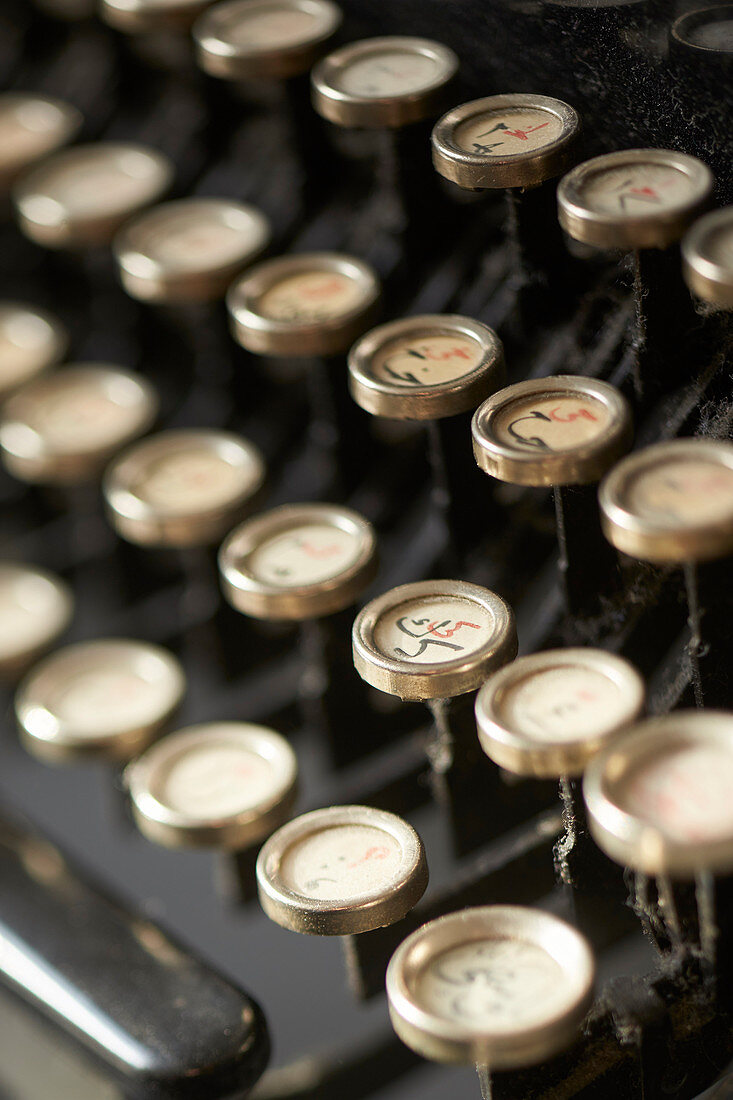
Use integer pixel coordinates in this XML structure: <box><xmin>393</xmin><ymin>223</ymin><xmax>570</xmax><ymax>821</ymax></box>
<box><xmin>353</xmin><ymin>579</ymin><xmax>517</xmax><ymax>702</ymax></box>
<box><xmin>0</xmin><ymin>93</ymin><xmax>82</xmax><ymax>193</ymax></box>
<box><xmin>0</xmin><ymin>563</ymin><xmax>73</xmax><ymax>678</ymax></box>
<box><xmin>386</xmin><ymin>905</ymin><xmax>595</xmax><ymax>1066</ymax></box>
<box><xmin>311</xmin><ymin>36</ymin><xmax>458</xmax><ymax>129</ymax></box>
<box><xmin>348</xmin><ymin>314</ymin><xmax>505</xmax><ymax>420</ymax></box>
<box><xmin>472</xmin><ymin>375</ymin><xmax>632</xmax><ymax>487</ymax></box>
<box><xmin>584</xmin><ymin>711</ymin><xmax>733</xmax><ymax>877</ymax></box>
<box><xmin>13</xmin><ymin>143</ymin><xmax>174</xmax><ymax>249</ymax></box>
<box><xmin>599</xmin><ymin>438</ymin><xmax>733</xmax><ymax>563</ymax></box>
<box><xmin>557</xmin><ymin>148</ymin><xmax>713</xmax><ymax>251</ymax></box>
<box><xmin>432</xmin><ymin>93</ymin><xmax>580</xmax><ymax>191</ymax></box>
<box><xmin>0</xmin><ymin>302</ymin><xmax>68</xmax><ymax>399</ymax></box>
<box><xmin>194</xmin><ymin>0</ymin><xmax>342</xmax><ymax>80</ymax></box>
<box><xmin>0</xmin><ymin>365</ymin><xmax>158</xmax><ymax>484</ymax></box>
<box><xmin>114</xmin><ymin>198</ymin><xmax>271</xmax><ymax>303</ymax></box>
<box><xmin>103</xmin><ymin>428</ymin><xmax>266</xmax><ymax>547</ymax></box>
<box><xmin>475</xmin><ymin>648</ymin><xmax>645</xmax><ymax>779</ymax></box>
<box><xmin>256</xmin><ymin>804</ymin><xmax>428</xmax><ymax>934</ymax></box>
<box><xmin>227</xmin><ymin>251</ymin><xmax>381</xmax><ymax>357</ymax></box>
<box><xmin>126</xmin><ymin>722</ymin><xmax>298</xmax><ymax>849</ymax></box>
<box><xmin>219</xmin><ymin>502</ymin><xmax>377</xmax><ymax>620</ymax></box>
<box><xmin>100</xmin><ymin>0</ymin><xmax>214</xmax><ymax>32</ymax></box>
<box><xmin>682</xmin><ymin>206</ymin><xmax>733</xmax><ymax>309</ymax></box>
<box><xmin>16</xmin><ymin>639</ymin><xmax>185</xmax><ymax>762</ymax></box>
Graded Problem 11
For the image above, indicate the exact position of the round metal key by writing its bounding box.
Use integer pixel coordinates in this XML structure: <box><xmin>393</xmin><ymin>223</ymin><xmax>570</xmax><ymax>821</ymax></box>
<box><xmin>256</xmin><ymin>804</ymin><xmax>428</xmax><ymax>934</ymax></box>
<box><xmin>682</xmin><ymin>206</ymin><xmax>733</xmax><ymax>309</ymax></box>
<box><xmin>432</xmin><ymin>93</ymin><xmax>580</xmax><ymax>191</ymax></box>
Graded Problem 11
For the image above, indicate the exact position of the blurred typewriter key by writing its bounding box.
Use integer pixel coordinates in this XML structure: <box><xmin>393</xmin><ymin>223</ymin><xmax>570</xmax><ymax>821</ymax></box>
<box><xmin>312</xmin><ymin>37</ymin><xmax>458</xmax><ymax>255</ymax></box>
<box><xmin>0</xmin><ymin>93</ymin><xmax>82</xmax><ymax>195</ymax></box>
<box><xmin>682</xmin><ymin>206</ymin><xmax>733</xmax><ymax>310</ymax></box>
<box><xmin>113</xmin><ymin>197</ymin><xmax>271</xmax><ymax>304</ymax></box>
<box><xmin>354</xmin><ymin>579</ymin><xmax>517</xmax><ymax>853</ymax></box>
<box><xmin>558</xmin><ymin>148</ymin><xmax>714</xmax><ymax>401</ymax></box>
<box><xmin>228</xmin><ymin>252</ymin><xmax>380</xmax><ymax>492</ymax></box>
<box><xmin>13</xmin><ymin>142</ymin><xmax>174</xmax><ymax>249</ymax></box>
<box><xmin>0</xmin><ymin>562</ymin><xmax>73</xmax><ymax>679</ymax></box>
<box><xmin>16</xmin><ymin>638</ymin><xmax>185</xmax><ymax>762</ymax></box>
<box><xmin>194</xmin><ymin>0</ymin><xmax>342</xmax><ymax>80</ymax></box>
<box><xmin>473</xmin><ymin>375</ymin><xmax>633</xmax><ymax>613</ymax></box>
<box><xmin>348</xmin><ymin>314</ymin><xmax>504</xmax><ymax>563</ymax></box>
<box><xmin>599</xmin><ymin>438</ymin><xmax>733</xmax><ymax>708</ymax></box>
<box><xmin>0</xmin><ymin>364</ymin><xmax>158</xmax><ymax>485</ymax></box>
<box><xmin>0</xmin><ymin>301</ymin><xmax>68</xmax><ymax>400</ymax></box>
<box><xmin>671</xmin><ymin>5</ymin><xmax>733</xmax><ymax>58</ymax></box>
<box><xmin>585</xmin><ymin>710</ymin><xmax>733</xmax><ymax>966</ymax></box>
<box><xmin>257</xmin><ymin>804</ymin><xmax>427</xmax><ymax>957</ymax></box>
<box><xmin>126</xmin><ymin>720</ymin><xmax>297</xmax><ymax>902</ymax></box>
<box><xmin>219</xmin><ymin>502</ymin><xmax>377</xmax><ymax>762</ymax></box>
<box><xmin>475</xmin><ymin>648</ymin><xmax>645</xmax><ymax>916</ymax></box>
<box><xmin>386</xmin><ymin>905</ymin><xmax>595</xmax><ymax>1097</ymax></box>
<box><xmin>103</xmin><ymin>428</ymin><xmax>266</xmax><ymax>548</ymax></box>
<box><xmin>100</xmin><ymin>0</ymin><xmax>215</xmax><ymax>32</ymax></box>
<box><xmin>432</xmin><ymin>93</ymin><xmax>581</xmax><ymax>322</ymax></box>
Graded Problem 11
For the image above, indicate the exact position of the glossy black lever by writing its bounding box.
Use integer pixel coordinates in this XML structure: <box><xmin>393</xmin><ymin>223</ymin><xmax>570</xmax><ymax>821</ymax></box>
<box><xmin>0</xmin><ymin>807</ymin><xmax>269</xmax><ymax>1099</ymax></box>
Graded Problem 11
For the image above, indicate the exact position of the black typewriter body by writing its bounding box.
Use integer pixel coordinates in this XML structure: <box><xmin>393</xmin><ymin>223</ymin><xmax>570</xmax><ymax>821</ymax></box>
<box><xmin>0</xmin><ymin>2</ymin><xmax>732</xmax><ymax>1099</ymax></box>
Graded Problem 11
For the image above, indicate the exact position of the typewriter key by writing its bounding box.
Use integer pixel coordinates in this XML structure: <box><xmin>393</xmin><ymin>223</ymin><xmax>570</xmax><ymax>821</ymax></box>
<box><xmin>194</xmin><ymin>0</ymin><xmax>342</xmax><ymax>80</ymax></box>
<box><xmin>671</xmin><ymin>6</ymin><xmax>733</xmax><ymax>56</ymax></box>
<box><xmin>600</xmin><ymin>438</ymin><xmax>733</xmax><ymax>707</ymax></box>
<box><xmin>0</xmin><ymin>302</ymin><xmax>67</xmax><ymax>399</ymax></box>
<box><xmin>432</xmin><ymin>93</ymin><xmax>580</xmax><ymax>192</ymax></box>
<box><xmin>0</xmin><ymin>364</ymin><xmax>158</xmax><ymax>485</ymax></box>
<box><xmin>386</xmin><ymin>905</ymin><xmax>594</xmax><ymax>1076</ymax></box>
<box><xmin>113</xmin><ymin>197</ymin><xmax>271</xmax><ymax>304</ymax></box>
<box><xmin>473</xmin><ymin>375</ymin><xmax>632</xmax><ymax>613</ymax></box>
<box><xmin>311</xmin><ymin>37</ymin><xmax>458</xmax><ymax>130</ymax></box>
<box><xmin>0</xmin><ymin>563</ymin><xmax>73</xmax><ymax>679</ymax></box>
<box><xmin>219</xmin><ymin>502</ymin><xmax>376</xmax><ymax>620</ymax></box>
<box><xmin>353</xmin><ymin>579</ymin><xmax>516</xmax><ymax>703</ymax></box>
<box><xmin>227</xmin><ymin>251</ymin><xmax>380</xmax><ymax>358</ymax></box>
<box><xmin>475</xmin><ymin>648</ymin><xmax>645</xmax><ymax>780</ymax></box>
<box><xmin>16</xmin><ymin>638</ymin><xmax>185</xmax><ymax>761</ymax></box>
<box><xmin>0</xmin><ymin>93</ymin><xmax>82</xmax><ymax>194</ymax></box>
<box><xmin>256</xmin><ymin>804</ymin><xmax>427</xmax><ymax>934</ymax></box>
<box><xmin>682</xmin><ymin>206</ymin><xmax>733</xmax><ymax>309</ymax></box>
<box><xmin>13</xmin><ymin>142</ymin><xmax>174</xmax><ymax>249</ymax></box>
<box><xmin>104</xmin><ymin>428</ymin><xmax>266</xmax><ymax>547</ymax></box>
<box><xmin>126</xmin><ymin>721</ymin><xmax>297</xmax><ymax>853</ymax></box>
<box><xmin>100</xmin><ymin>0</ymin><xmax>214</xmax><ymax>32</ymax></box>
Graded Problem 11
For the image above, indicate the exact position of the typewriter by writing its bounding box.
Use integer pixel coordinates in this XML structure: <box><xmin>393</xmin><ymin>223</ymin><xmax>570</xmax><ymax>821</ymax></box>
<box><xmin>1</xmin><ymin>0</ymin><xmax>732</xmax><ymax>1098</ymax></box>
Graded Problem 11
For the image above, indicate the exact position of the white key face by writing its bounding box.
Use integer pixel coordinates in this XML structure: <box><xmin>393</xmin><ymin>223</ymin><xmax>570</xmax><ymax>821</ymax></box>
<box><xmin>248</xmin><ymin>522</ymin><xmax>362</xmax><ymax>586</ymax></box>
<box><xmin>499</xmin><ymin>665</ymin><xmax>631</xmax><ymax>743</ymax></box>
<box><xmin>35</xmin><ymin>148</ymin><xmax>166</xmax><ymax>219</ymax></box>
<box><xmin>0</xmin><ymin>96</ymin><xmax>77</xmax><ymax>173</ymax></box>
<box><xmin>687</xmin><ymin>18</ymin><xmax>733</xmax><ymax>50</ymax></box>
<box><xmin>372</xmin><ymin>333</ymin><xmax>483</xmax><ymax>388</ymax></box>
<box><xmin>374</xmin><ymin>597</ymin><xmax>496</xmax><ymax>665</ymax></box>
<box><xmin>581</xmin><ymin>163</ymin><xmax>698</xmax><ymax>216</ymax></box>
<box><xmin>337</xmin><ymin>50</ymin><xmax>441</xmax><ymax>98</ymax></box>
<box><xmin>0</xmin><ymin>306</ymin><xmax>62</xmax><ymax>392</ymax></box>
<box><xmin>134</xmin><ymin>448</ymin><xmax>254</xmax><ymax>511</ymax></box>
<box><xmin>45</xmin><ymin>650</ymin><xmax>180</xmax><ymax>738</ymax></box>
<box><xmin>625</xmin><ymin>458</ymin><xmax>733</xmax><ymax>528</ymax></box>
<box><xmin>492</xmin><ymin>393</ymin><xmax>612</xmax><ymax>454</ymax></box>
<box><xmin>0</xmin><ymin>567</ymin><xmax>69</xmax><ymax>663</ymax></box>
<box><xmin>136</xmin><ymin>206</ymin><xmax>265</xmax><ymax>272</ymax></box>
<box><xmin>416</xmin><ymin>939</ymin><xmax>563</xmax><ymax>1030</ymax></box>
<box><xmin>622</xmin><ymin>743</ymin><xmax>733</xmax><ymax>844</ymax></box>
<box><xmin>16</xmin><ymin>373</ymin><xmax>151</xmax><ymax>453</ymax></box>
<box><xmin>260</xmin><ymin>271</ymin><xmax>364</xmax><ymax>322</ymax></box>
<box><xmin>455</xmin><ymin>108</ymin><xmax>563</xmax><ymax>157</ymax></box>
<box><xmin>154</xmin><ymin>740</ymin><xmax>277</xmax><ymax>819</ymax></box>
<box><xmin>279</xmin><ymin>823</ymin><xmax>402</xmax><ymax>901</ymax></box>
<box><xmin>222</xmin><ymin>5</ymin><xmax>320</xmax><ymax>47</ymax></box>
